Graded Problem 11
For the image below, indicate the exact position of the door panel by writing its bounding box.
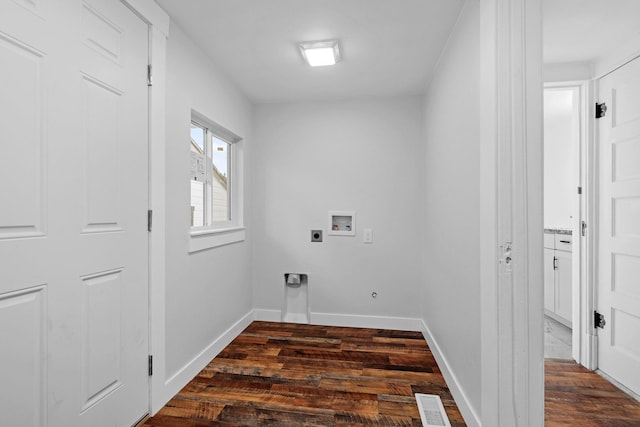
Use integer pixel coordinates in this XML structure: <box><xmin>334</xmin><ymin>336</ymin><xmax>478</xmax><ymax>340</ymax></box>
<box><xmin>597</xmin><ymin>55</ymin><xmax>640</xmax><ymax>396</ymax></box>
<box><xmin>612</xmin><ymin>136</ymin><xmax>640</xmax><ymax>182</ymax></box>
<box><xmin>611</xmin><ymin>309</ymin><xmax>640</xmax><ymax>360</ymax></box>
<box><xmin>612</xmin><ymin>253</ymin><xmax>640</xmax><ymax>298</ymax></box>
<box><xmin>81</xmin><ymin>75</ymin><xmax>124</xmax><ymax>232</ymax></box>
<box><xmin>612</xmin><ymin>80</ymin><xmax>640</xmax><ymax>127</ymax></box>
<box><xmin>80</xmin><ymin>268</ymin><xmax>125</xmax><ymax>412</ymax></box>
<box><xmin>0</xmin><ymin>286</ymin><xmax>46</xmax><ymax>427</ymax></box>
<box><xmin>0</xmin><ymin>1</ymin><xmax>149</xmax><ymax>425</ymax></box>
<box><xmin>612</xmin><ymin>196</ymin><xmax>640</xmax><ymax>237</ymax></box>
<box><xmin>0</xmin><ymin>29</ymin><xmax>46</xmax><ymax>239</ymax></box>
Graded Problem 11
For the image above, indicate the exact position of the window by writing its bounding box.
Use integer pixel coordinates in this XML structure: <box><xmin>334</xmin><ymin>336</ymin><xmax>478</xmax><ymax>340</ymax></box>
<box><xmin>189</xmin><ymin>112</ymin><xmax>244</xmax><ymax>251</ymax></box>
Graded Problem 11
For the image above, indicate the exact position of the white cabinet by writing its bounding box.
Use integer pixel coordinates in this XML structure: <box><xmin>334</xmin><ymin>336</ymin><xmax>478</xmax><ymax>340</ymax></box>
<box><xmin>555</xmin><ymin>250</ymin><xmax>572</xmax><ymax>322</ymax></box>
<box><xmin>544</xmin><ymin>231</ymin><xmax>572</xmax><ymax>327</ymax></box>
<box><xmin>544</xmin><ymin>248</ymin><xmax>556</xmax><ymax>312</ymax></box>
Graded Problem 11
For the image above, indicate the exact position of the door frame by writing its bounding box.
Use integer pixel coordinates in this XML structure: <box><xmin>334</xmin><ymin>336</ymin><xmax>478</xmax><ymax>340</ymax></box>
<box><xmin>580</xmin><ymin>79</ymin><xmax>599</xmax><ymax>370</ymax></box>
<box><xmin>543</xmin><ymin>81</ymin><xmax>595</xmax><ymax>369</ymax></box>
<box><xmin>119</xmin><ymin>0</ymin><xmax>170</xmax><ymax>415</ymax></box>
<box><xmin>122</xmin><ymin>0</ymin><xmax>548</xmax><ymax>423</ymax></box>
<box><xmin>480</xmin><ymin>0</ymin><xmax>544</xmax><ymax>425</ymax></box>
<box><xmin>122</xmin><ymin>0</ymin><xmax>549</xmax><ymax>423</ymax></box>
<box><xmin>124</xmin><ymin>0</ymin><xmax>548</xmax><ymax>422</ymax></box>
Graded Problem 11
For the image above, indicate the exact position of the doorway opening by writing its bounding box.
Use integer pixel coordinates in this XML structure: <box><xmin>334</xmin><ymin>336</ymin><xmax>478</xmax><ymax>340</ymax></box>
<box><xmin>543</xmin><ymin>84</ymin><xmax>583</xmax><ymax>362</ymax></box>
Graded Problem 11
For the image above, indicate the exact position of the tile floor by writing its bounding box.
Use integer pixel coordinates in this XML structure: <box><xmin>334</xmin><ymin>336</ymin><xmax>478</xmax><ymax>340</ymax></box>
<box><xmin>544</xmin><ymin>315</ymin><xmax>572</xmax><ymax>359</ymax></box>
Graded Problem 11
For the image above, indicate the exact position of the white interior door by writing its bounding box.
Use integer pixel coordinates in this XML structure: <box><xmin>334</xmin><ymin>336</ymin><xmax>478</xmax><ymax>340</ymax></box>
<box><xmin>0</xmin><ymin>1</ymin><xmax>150</xmax><ymax>426</ymax></box>
<box><xmin>597</xmin><ymin>55</ymin><xmax>640</xmax><ymax>396</ymax></box>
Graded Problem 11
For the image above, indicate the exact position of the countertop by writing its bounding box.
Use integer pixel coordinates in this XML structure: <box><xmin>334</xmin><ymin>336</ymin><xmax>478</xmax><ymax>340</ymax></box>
<box><xmin>544</xmin><ymin>228</ymin><xmax>572</xmax><ymax>235</ymax></box>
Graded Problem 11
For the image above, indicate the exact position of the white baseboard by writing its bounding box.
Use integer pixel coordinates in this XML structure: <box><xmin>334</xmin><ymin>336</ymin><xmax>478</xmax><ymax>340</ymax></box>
<box><xmin>310</xmin><ymin>312</ymin><xmax>421</xmax><ymax>331</ymax></box>
<box><xmin>420</xmin><ymin>320</ymin><xmax>480</xmax><ymax>427</ymax></box>
<box><xmin>253</xmin><ymin>309</ymin><xmax>421</xmax><ymax>331</ymax></box>
<box><xmin>162</xmin><ymin>310</ymin><xmax>254</xmax><ymax>406</ymax></box>
<box><xmin>596</xmin><ymin>369</ymin><xmax>640</xmax><ymax>403</ymax></box>
<box><xmin>253</xmin><ymin>308</ymin><xmax>282</xmax><ymax>322</ymax></box>
<box><xmin>586</xmin><ymin>333</ymin><xmax>598</xmax><ymax>371</ymax></box>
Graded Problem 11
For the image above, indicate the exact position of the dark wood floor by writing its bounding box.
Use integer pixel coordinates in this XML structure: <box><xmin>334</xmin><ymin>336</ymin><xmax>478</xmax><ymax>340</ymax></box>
<box><xmin>144</xmin><ymin>321</ymin><xmax>466</xmax><ymax>426</ymax></box>
<box><xmin>544</xmin><ymin>358</ymin><xmax>640</xmax><ymax>426</ymax></box>
<box><xmin>144</xmin><ymin>321</ymin><xmax>640</xmax><ymax>426</ymax></box>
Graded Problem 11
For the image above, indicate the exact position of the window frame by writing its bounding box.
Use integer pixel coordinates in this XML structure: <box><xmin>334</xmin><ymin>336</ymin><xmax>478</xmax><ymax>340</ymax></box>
<box><xmin>188</xmin><ymin>111</ymin><xmax>245</xmax><ymax>252</ymax></box>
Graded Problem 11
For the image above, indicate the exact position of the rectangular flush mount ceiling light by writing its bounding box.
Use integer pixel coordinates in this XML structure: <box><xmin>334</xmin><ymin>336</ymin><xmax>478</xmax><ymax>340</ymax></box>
<box><xmin>299</xmin><ymin>39</ymin><xmax>341</xmax><ymax>67</ymax></box>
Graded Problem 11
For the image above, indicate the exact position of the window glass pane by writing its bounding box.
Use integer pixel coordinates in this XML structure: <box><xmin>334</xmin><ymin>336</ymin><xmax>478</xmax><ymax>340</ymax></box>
<box><xmin>210</xmin><ymin>135</ymin><xmax>230</xmax><ymax>222</ymax></box>
<box><xmin>190</xmin><ymin>123</ymin><xmax>206</xmax><ymax>227</ymax></box>
<box><xmin>190</xmin><ymin>124</ymin><xmax>204</xmax><ymax>153</ymax></box>
<box><xmin>190</xmin><ymin>180</ymin><xmax>205</xmax><ymax>227</ymax></box>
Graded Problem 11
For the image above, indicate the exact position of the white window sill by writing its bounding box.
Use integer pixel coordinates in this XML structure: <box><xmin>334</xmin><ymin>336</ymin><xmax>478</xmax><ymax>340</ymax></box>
<box><xmin>189</xmin><ymin>226</ymin><xmax>246</xmax><ymax>253</ymax></box>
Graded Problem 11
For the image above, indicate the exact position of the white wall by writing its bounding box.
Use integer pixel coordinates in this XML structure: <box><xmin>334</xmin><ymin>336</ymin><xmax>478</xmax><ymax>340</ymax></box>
<box><xmin>164</xmin><ymin>23</ymin><xmax>253</xmax><ymax>378</ymax></box>
<box><xmin>252</xmin><ymin>96</ymin><xmax>424</xmax><ymax>324</ymax></box>
<box><xmin>543</xmin><ymin>88</ymin><xmax>577</xmax><ymax>229</ymax></box>
<box><xmin>543</xmin><ymin>61</ymin><xmax>591</xmax><ymax>82</ymax></box>
<box><xmin>421</xmin><ymin>0</ymin><xmax>481</xmax><ymax>420</ymax></box>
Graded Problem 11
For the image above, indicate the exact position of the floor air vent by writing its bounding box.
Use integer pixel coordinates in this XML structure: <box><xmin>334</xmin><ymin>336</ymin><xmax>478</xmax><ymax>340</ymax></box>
<box><xmin>415</xmin><ymin>393</ymin><xmax>451</xmax><ymax>427</ymax></box>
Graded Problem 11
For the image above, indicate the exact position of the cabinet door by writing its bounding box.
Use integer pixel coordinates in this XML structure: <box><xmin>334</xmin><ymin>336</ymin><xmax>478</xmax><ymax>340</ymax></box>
<box><xmin>555</xmin><ymin>250</ymin><xmax>572</xmax><ymax>324</ymax></box>
<box><xmin>544</xmin><ymin>248</ymin><xmax>556</xmax><ymax>312</ymax></box>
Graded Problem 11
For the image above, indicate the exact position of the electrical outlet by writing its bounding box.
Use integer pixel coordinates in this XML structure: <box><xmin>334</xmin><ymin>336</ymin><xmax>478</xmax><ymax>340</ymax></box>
<box><xmin>363</xmin><ymin>228</ymin><xmax>373</xmax><ymax>243</ymax></box>
<box><xmin>311</xmin><ymin>229</ymin><xmax>323</xmax><ymax>242</ymax></box>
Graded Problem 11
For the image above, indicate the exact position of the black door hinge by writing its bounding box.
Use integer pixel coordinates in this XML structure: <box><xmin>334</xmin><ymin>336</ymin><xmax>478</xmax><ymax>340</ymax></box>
<box><xmin>148</xmin><ymin>355</ymin><xmax>153</xmax><ymax>376</ymax></box>
<box><xmin>594</xmin><ymin>311</ymin><xmax>606</xmax><ymax>329</ymax></box>
<box><xmin>147</xmin><ymin>64</ymin><xmax>153</xmax><ymax>87</ymax></box>
<box><xmin>581</xmin><ymin>221</ymin><xmax>587</xmax><ymax>237</ymax></box>
<box><xmin>148</xmin><ymin>210</ymin><xmax>152</xmax><ymax>232</ymax></box>
<box><xmin>596</xmin><ymin>102</ymin><xmax>607</xmax><ymax>119</ymax></box>
<box><xmin>577</xmin><ymin>186</ymin><xmax>582</xmax><ymax>195</ymax></box>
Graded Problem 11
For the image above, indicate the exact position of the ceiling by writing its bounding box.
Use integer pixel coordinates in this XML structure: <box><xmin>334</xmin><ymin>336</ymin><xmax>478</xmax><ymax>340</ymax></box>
<box><xmin>154</xmin><ymin>0</ymin><xmax>465</xmax><ymax>104</ymax></box>
<box><xmin>543</xmin><ymin>0</ymin><xmax>640</xmax><ymax>64</ymax></box>
<box><xmin>154</xmin><ymin>0</ymin><xmax>640</xmax><ymax>104</ymax></box>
